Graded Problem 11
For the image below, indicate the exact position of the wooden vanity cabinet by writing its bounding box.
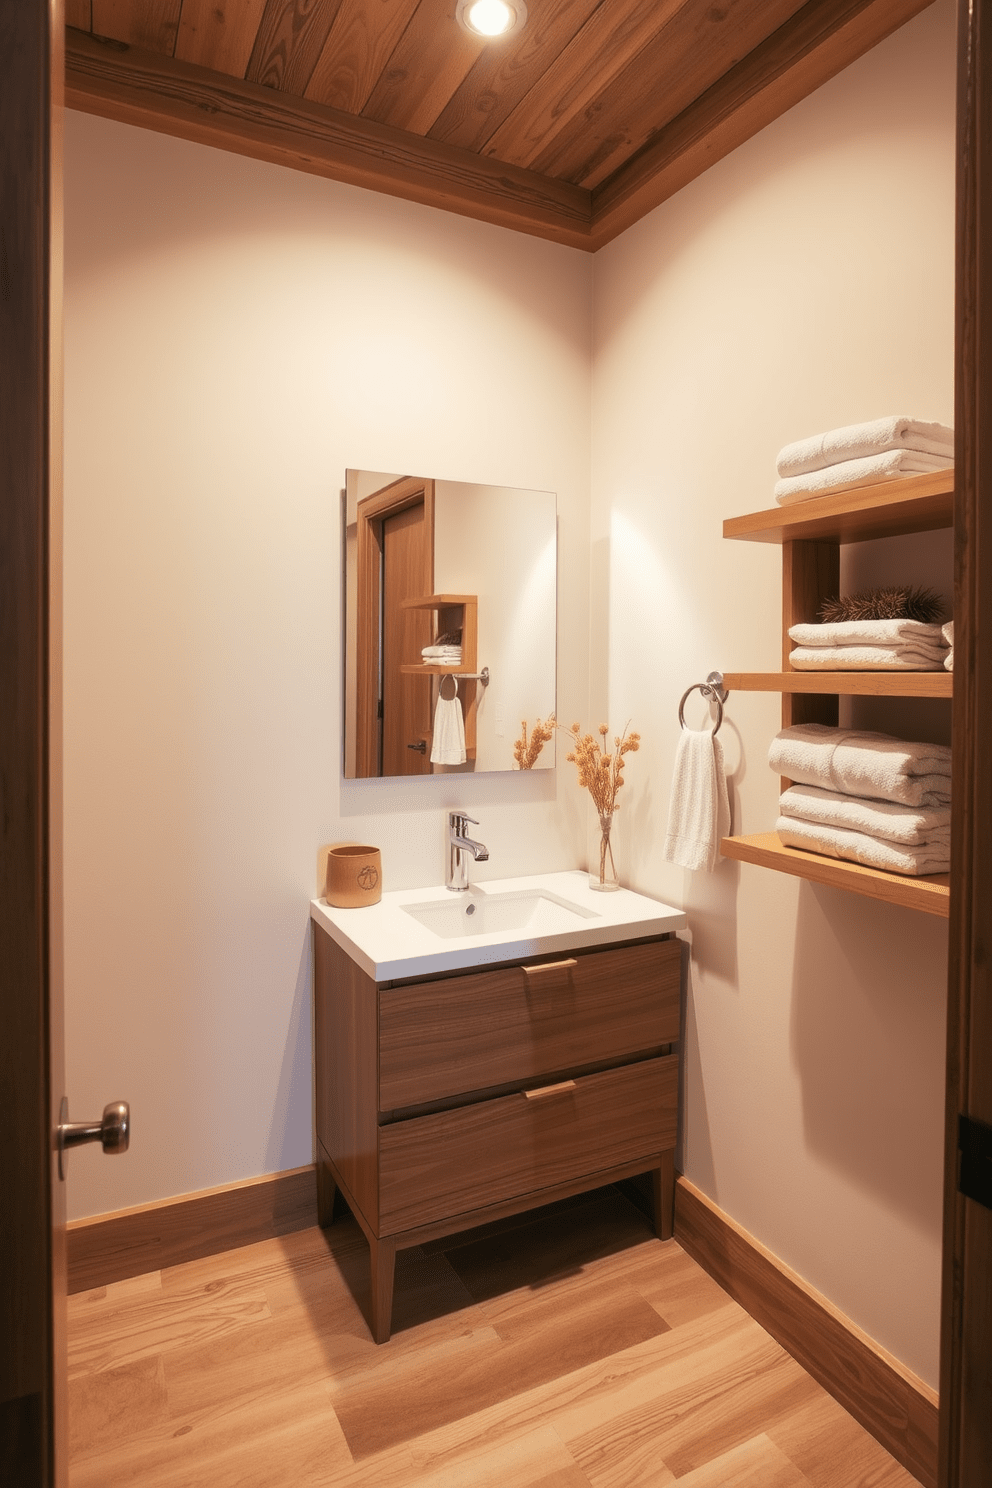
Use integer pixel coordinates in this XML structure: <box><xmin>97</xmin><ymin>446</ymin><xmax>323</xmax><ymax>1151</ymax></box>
<box><xmin>313</xmin><ymin>925</ymin><xmax>682</xmax><ymax>1342</ymax></box>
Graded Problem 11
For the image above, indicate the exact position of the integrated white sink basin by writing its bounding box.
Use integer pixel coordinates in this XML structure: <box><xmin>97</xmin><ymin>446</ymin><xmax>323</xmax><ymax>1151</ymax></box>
<box><xmin>401</xmin><ymin>887</ymin><xmax>597</xmax><ymax>940</ymax></box>
<box><xmin>310</xmin><ymin>870</ymin><xmax>686</xmax><ymax>981</ymax></box>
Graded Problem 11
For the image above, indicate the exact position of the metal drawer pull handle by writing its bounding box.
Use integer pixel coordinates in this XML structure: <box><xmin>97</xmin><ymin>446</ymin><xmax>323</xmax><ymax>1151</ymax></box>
<box><xmin>523</xmin><ymin>1080</ymin><xmax>577</xmax><ymax>1101</ymax></box>
<box><xmin>521</xmin><ymin>958</ymin><xmax>577</xmax><ymax>976</ymax></box>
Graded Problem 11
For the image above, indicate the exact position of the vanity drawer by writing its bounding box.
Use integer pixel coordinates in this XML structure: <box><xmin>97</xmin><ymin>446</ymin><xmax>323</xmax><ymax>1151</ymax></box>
<box><xmin>378</xmin><ymin>938</ymin><xmax>680</xmax><ymax>1109</ymax></box>
<box><xmin>377</xmin><ymin>1053</ymin><xmax>677</xmax><ymax>1234</ymax></box>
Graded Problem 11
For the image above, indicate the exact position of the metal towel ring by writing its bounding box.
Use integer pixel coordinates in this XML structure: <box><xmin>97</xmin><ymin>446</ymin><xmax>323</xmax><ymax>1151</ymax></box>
<box><xmin>438</xmin><ymin>673</ymin><xmax>460</xmax><ymax>701</ymax></box>
<box><xmin>678</xmin><ymin>679</ymin><xmax>724</xmax><ymax>736</ymax></box>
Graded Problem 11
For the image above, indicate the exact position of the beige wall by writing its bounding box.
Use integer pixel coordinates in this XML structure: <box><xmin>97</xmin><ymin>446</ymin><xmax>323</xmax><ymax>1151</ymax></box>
<box><xmin>590</xmin><ymin>0</ymin><xmax>955</xmax><ymax>1386</ymax></box>
<box><xmin>62</xmin><ymin>113</ymin><xmax>592</xmax><ymax>1221</ymax></box>
<box><xmin>63</xmin><ymin>0</ymin><xmax>954</xmax><ymax>1391</ymax></box>
<box><xmin>433</xmin><ymin>481</ymin><xmax>557</xmax><ymax>772</ymax></box>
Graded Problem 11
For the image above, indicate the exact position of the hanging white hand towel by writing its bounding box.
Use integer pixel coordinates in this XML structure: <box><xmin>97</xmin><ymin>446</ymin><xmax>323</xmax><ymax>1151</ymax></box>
<box><xmin>663</xmin><ymin>728</ymin><xmax>731</xmax><ymax>872</ymax></box>
<box><xmin>430</xmin><ymin>692</ymin><xmax>466</xmax><ymax>766</ymax></box>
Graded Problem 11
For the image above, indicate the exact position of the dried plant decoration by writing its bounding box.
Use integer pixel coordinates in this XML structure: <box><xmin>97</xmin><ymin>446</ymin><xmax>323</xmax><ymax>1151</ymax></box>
<box><xmin>561</xmin><ymin>721</ymin><xmax>641</xmax><ymax>814</ymax></box>
<box><xmin>561</xmin><ymin>721</ymin><xmax>640</xmax><ymax>890</ymax></box>
<box><xmin>513</xmin><ymin>714</ymin><xmax>555</xmax><ymax>769</ymax></box>
<box><xmin>817</xmin><ymin>585</ymin><xmax>944</xmax><ymax>624</ymax></box>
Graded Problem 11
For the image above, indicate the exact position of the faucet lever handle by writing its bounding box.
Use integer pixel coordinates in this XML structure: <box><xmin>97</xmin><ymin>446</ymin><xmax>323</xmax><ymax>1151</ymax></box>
<box><xmin>449</xmin><ymin>811</ymin><xmax>478</xmax><ymax>828</ymax></box>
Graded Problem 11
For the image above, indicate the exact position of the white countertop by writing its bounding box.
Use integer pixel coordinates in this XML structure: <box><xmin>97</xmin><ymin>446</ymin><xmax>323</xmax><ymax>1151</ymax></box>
<box><xmin>310</xmin><ymin>869</ymin><xmax>686</xmax><ymax>982</ymax></box>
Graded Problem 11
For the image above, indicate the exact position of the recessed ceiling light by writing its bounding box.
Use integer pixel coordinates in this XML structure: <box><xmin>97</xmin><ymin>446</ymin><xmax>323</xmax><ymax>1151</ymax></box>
<box><xmin>456</xmin><ymin>0</ymin><xmax>527</xmax><ymax>39</ymax></box>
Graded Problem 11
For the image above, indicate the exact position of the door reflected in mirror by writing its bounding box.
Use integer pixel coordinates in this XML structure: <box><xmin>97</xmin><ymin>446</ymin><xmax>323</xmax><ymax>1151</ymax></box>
<box><xmin>344</xmin><ymin>470</ymin><xmax>557</xmax><ymax>778</ymax></box>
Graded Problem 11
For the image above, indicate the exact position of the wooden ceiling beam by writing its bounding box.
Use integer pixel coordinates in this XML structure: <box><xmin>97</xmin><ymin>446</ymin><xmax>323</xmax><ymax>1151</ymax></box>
<box><xmin>589</xmin><ymin>0</ymin><xmax>938</xmax><ymax>248</ymax></box>
<box><xmin>64</xmin><ymin>27</ymin><xmax>594</xmax><ymax>249</ymax></box>
<box><xmin>66</xmin><ymin>0</ymin><xmax>935</xmax><ymax>254</ymax></box>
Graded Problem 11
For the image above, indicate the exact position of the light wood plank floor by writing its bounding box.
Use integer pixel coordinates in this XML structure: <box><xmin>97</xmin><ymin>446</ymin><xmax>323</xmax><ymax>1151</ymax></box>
<box><xmin>67</xmin><ymin>1186</ymin><xmax>922</xmax><ymax>1487</ymax></box>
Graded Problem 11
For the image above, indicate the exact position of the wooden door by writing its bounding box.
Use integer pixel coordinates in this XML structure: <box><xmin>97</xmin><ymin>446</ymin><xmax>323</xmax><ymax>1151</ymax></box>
<box><xmin>355</xmin><ymin>477</ymin><xmax>434</xmax><ymax>777</ymax></box>
<box><xmin>939</xmin><ymin>1</ymin><xmax>992</xmax><ymax>1480</ymax></box>
<box><xmin>0</xmin><ymin>2</ymin><xmax>67</xmax><ymax>1484</ymax></box>
<box><xmin>381</xmin><ymin>505</ymin><xmax>432</xmax><ymax>776</ymax></box>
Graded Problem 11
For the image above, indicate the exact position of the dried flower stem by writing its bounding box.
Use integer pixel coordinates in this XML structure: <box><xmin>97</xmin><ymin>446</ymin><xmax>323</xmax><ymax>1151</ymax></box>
<box><xmin>513</xmin><ymin>713</ymin><xmax>556</xmax><ymax>770</ymax></box>
<box><xmin>560</xmin><ymin>720</ymin><xmax>640</xmax><ymax>817</ymax></box>
<box><xmin>599</xmin><ymin>823</ymin><xmax>616</xmax><ymax>883</ymax></box>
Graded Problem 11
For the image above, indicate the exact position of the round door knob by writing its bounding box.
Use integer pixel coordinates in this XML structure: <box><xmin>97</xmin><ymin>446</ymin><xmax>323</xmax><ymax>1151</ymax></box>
<box><xmin>57</xmin><ymin>1097</ymin><xmax>131</xmax><ymax>1179</ymax></box>
<box><xmin>98</xmin><ymin>1102</ymin><xmax>130</xmax><ymax>1155</ymax></box>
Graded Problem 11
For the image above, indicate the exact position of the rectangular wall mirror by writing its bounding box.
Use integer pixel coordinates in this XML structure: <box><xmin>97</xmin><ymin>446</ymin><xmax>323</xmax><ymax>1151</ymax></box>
<box><xmin>343</xmin><ymin>470</ymin><xmax>557</xmax><ymax>779</ymax></box>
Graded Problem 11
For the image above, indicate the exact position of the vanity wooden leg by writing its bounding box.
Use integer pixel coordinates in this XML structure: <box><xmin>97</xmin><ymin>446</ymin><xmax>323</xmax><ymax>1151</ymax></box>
<box><xmin>316</xmin><ymin>1156</ymin><xmax>338</xmax><ymax>1229</ymax></box>
<box><xmin>368</xmin><ymin>1235</ymin><xmax>397</xmax><ymax>1344</ymax></box>
<box><xmin>654</xmin><ymin>1152</ymin><xmax>675</xmax><ymax>1241</ymax></box>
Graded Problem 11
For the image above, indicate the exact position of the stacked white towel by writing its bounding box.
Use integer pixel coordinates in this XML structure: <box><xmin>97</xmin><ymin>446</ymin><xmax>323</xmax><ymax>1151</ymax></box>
<box><xmin>788</xmin><ymin>619</ymin><xmax>949</xmax><ymax>671</ymax></box>
<box><xmin>769</xmin><ymin>724</ymin><xmax>951</xmax><ymax>806</ymax></box>
<box><xmin>779</xmin><ymin>784</ymin><xmax>950</xmax><ymax>843</ymax></box>
<box><xmin>422</xmin><ymin>644</ymin><xmax>462</xmax><ymax>663</ymax></box>
<box><xmin>774</xmin><ymin>416</ymin><xmax>953</xmax><ymax>505</ymax></box>
<box><xmin>770</xmin><ymin>724</ymin><xmax>951</xmax><ymax>876</ymax></box>
<box><xmin>943</xmin><ymin>620</ymin><xmax>954</xmax><ymax>672</ymax></box>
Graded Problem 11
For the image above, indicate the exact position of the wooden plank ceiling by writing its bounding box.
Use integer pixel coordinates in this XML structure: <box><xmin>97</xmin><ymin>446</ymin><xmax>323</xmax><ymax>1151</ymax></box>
<box><xmin>65</xmin><ymin>0</ymin><xmax>934</xmax><ymax>249</ymax></box>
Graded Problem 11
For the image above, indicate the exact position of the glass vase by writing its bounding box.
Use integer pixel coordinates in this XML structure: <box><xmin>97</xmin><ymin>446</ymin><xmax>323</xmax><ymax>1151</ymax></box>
<box><xmin>590</xmin><ymin>810</ymin><xmax>620</xmax><ymax>891</ymax></box>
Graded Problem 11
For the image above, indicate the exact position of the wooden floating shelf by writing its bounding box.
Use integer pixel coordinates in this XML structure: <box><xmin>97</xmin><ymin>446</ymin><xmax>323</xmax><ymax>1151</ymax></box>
<box><xmin>400</xmin><ymin>594</ymin><xmax>476</xmax><ymax>610</ymax></box>
<box><xmin>724</xmin><ymin>671</ymin><xmax>953</xmax><ymax>697</ymax></box>
<box><xmin>721</xmin><ymin>832</ymin><xmax>950</xmax><ymax>918</ymax></box>
<box><xmin>401</xmin><ymin>594</ymin><xmax>478</xmax><ymax>675</ymax></box>
<box><xmin>723</xmin><ymin>470</ymin><xmax>954</xmax><ymax>545</ymax></box>
<box><xmin>399</xmin><ymin>664</ymin><xmax>466</xmax><ymax>676</ymax></box>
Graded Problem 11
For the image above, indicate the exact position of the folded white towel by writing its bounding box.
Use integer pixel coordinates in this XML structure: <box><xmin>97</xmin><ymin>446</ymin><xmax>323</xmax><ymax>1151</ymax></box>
<box><xmin>779</xmin><ymin>784</ymin><xmax>950</xmax><ymax>846</ymax></box>
<box><xmin>422</xmin><ymin>646</ymin><xmax>462</xmax><ymax>661</ymax></box>
<box><xmin>430</xmin><ymin>693</ymin><xmax>466</xmax><ymax>766</ymax></box>
<box><xmin>789</xmin><ymin>619</ymin><xmax>947</xmax><ymax>648</ymax></box>
<box><xmin>777</xmin><ymin>416</ymin><xmax>954</xmax><ymax>478</ymax></box>
<box><xmin>788</xmin><ymin>619</ymin><xmax>948</xmax><ymax>668</ymax></box>
<box><xmin>776</xmin><ymin>817</ymin><xmax>949</xmax><ymax>876</ymax></box>
<box><xmin>663</xmin><ymin>728</ymin><xmax>731</xmax><ymax>872</ymax></box>
<box><xmin>789</xmin><ymin>645</ymin><xmax>948</xmax><ymax>671</ymax></box>
<box><xmin>943</xmin><ymin>621</ymin><xmax>954</xmax><ymax>645</ymax></box>
<box><xmin>942</xmin><ymin>620</ymin><xmax>954</xmax><ymax>671</ymax></box>
<box><xmin>775</xmin><ymin>449</ymin><xmax>953</xmax><ymax>505</ymax></box>
<box><xmin>768</xmin><ymin>724</ymin><xmax>951</xmax><ymax>807</ymax></box>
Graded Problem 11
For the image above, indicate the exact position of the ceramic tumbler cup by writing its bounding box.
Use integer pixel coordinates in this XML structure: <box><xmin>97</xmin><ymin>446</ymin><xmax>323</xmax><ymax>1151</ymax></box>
<box><xmin>325</xmin><ymin>844</ymin><xmax>382</xmax><ymax>908</ymax></box>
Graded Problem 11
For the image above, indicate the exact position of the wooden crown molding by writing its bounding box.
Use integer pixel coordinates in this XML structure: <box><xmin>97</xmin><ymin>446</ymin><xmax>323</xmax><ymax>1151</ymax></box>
<box><xmin>64</xmin><ymin>28</ymin><xmax>593</xmax><ymax>251</ymax></box>
<box><xmin>66</xmin><ymin>0</ymin><xmax>935</xmax><ymax>253</ymax></box>
<box><xmin>590</xmin><ymin>0</ymin><xmax>938</xmax><ymax>247</ymax></box>
<box><xmin>674</xmin><ymin>1176</ymin><xmax>939</xmax><ymax>1488</ymax></box>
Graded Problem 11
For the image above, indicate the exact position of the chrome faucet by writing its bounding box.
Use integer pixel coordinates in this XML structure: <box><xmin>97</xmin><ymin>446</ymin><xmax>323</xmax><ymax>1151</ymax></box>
<box><xmin>447</xmin><ymin>811</ymin><xmax>489</xmax><ymax>891</ymax></box>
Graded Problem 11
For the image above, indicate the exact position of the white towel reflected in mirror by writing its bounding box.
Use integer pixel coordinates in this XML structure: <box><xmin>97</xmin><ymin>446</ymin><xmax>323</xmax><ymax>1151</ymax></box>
<box><xmin>431</xmin><ymin>676</ymin><xmax>467</xmax><ymax>766</ymax></box>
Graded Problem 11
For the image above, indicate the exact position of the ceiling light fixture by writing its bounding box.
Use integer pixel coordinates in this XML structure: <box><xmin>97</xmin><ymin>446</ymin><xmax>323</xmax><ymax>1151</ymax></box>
<box><xmin>456</xmin><ymin>0</ymin><xmax>527</xmax><ymax>39</ymax></box>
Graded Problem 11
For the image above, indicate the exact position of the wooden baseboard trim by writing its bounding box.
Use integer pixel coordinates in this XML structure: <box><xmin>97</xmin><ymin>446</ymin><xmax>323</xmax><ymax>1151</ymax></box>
<box><xmin>674</xmin><ymin>1176</ymin><xmax>937</xmax><ymax>1488</ymax></box>
<box><xmin>67</xmin><ymin>1164</ymin><xmax>317</xmax><ymax>1294</ymax></box>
